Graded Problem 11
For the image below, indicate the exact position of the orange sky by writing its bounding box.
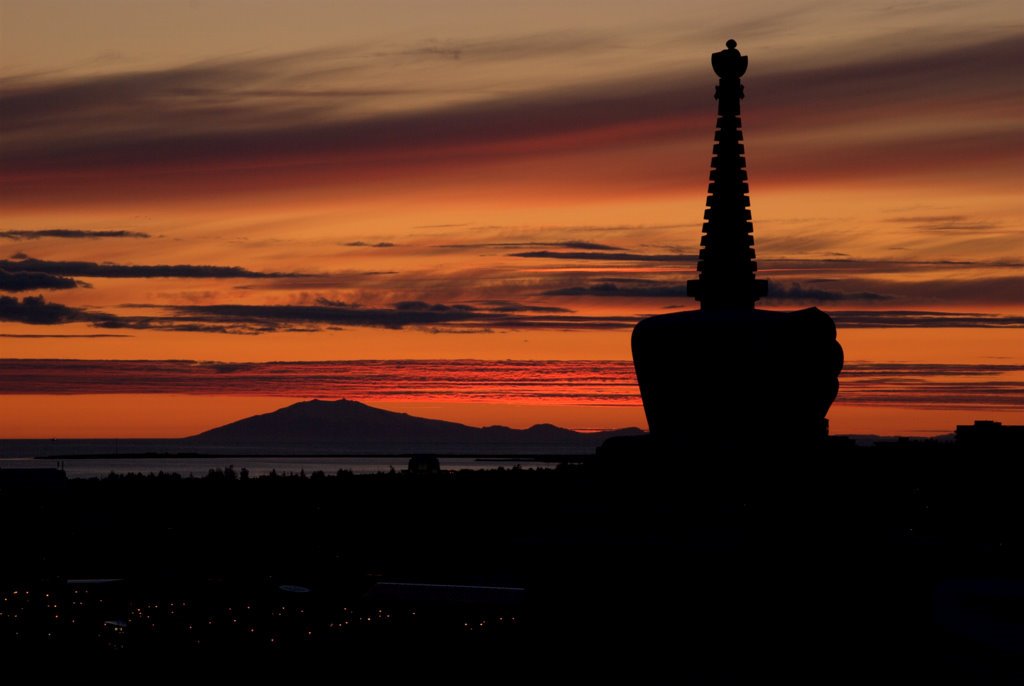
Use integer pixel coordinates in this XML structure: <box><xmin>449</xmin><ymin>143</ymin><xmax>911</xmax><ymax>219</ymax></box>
<box><xmin>1</xmin><ymin>1</ymin><xmax>1021</xmax><ymax>438</ymax></box>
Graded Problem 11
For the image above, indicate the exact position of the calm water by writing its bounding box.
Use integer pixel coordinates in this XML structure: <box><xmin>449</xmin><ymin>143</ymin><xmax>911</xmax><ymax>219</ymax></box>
<box><xmin>0</xmin><ymin>439</ymin><xmax>578</xmax><ymax>477</ymax></box>
<box><xmin>0</xmin><ymin>455</ymin><xmax>554</xmax><ymax>478</ymax></box>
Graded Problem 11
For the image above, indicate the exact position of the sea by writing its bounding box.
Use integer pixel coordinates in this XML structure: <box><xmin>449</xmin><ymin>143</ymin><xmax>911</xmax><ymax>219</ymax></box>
<box><xmin>0</xmin><ymin>439</ymin><xmax>570</xmax><ymax>478</ymax></box>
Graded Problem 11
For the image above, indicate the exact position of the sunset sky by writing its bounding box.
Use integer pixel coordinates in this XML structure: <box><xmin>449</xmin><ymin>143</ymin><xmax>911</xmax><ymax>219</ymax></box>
<box><xmin>1</xmin><ymin>0</ymin><xmax>1021</xmax><ymax>438</ymax></box>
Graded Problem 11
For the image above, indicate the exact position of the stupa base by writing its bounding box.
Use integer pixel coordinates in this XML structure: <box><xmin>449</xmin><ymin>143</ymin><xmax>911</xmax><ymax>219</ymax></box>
<box><xmin>630</xmin><ymin>307</ymin><xmax>843</xmax><ymax>450</ymax></box>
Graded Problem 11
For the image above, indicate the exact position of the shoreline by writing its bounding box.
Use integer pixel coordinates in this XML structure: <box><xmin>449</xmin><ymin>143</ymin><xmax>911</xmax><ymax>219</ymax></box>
<box><xmin>24</xmin><ymin>452</ymin><xmax>576</xmax><ymax>462</ymax></box>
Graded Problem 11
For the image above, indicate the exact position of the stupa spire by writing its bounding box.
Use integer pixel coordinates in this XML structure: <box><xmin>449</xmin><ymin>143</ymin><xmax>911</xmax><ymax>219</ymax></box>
<box><xmin>687</xmin><ymin>39</ymin><xmax>768</xmax><ymax>310</ymax></box>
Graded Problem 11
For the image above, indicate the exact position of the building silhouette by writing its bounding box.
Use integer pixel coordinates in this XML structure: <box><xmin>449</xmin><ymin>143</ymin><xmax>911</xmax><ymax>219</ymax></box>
<box><xmin>955</xmin><ymin>420</ymin><xmax>1024</xmax><ymax>452</ymax></box>
<box><xmin>631</xmin><ymin>40</ymin><xmax>844</xmax><ymax>449</ymax></box>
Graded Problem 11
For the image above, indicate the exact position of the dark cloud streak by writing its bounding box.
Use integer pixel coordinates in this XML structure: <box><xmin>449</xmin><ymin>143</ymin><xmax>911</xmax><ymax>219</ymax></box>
<box><xmin>1</xmin><ymin>359</ymin><xmax>1018</xmax><ymax>412</ymax></box>
<box><xmin>543</xmin><ymin>279</ymin><xmax>888</xmax><ymax>301</ymax></box>
<box><xmin>0</xmin><ymin>229</ymin><xmax>150</xmax><ymax>240</ymax></box>
<box><xmin>0</xmin><ymin>295</ymin><xmax>98</xmax><ymax>325</ymax></box>
<box><xmin>168</xmin><ymin>298</ymin><xmax>630</xmax><ymax>332</ymax></box>
<box><xmin>0</xmin><ymin>268</ymin><xmax>83</xmax><ymax>292</ymax></box>
<box><xmin>4</xmin><ymin>292</ymin><xmax>1021</xmax><ymax>336</ymax></box>
<box><xmin>0</xmin><ymin>333</ymin><xmax>131</xmax><ymax>338</ymax></box>
<box><xmin>883</xmin><ymin>215</ymin><xmax>1001</xmax><ymax>232</ymax></box>
<box><xmin>2</xmin><ymin>35</ymin><xmax>1017</xmax><ymax>199</ymax></box>
<box><xmin>831</xmin><ymin>310</ymin><xmax>1024</xmax><ymax>328</ymax></box>
<box><xmin>441</xmin><ymin>240</ymin><xmax>627</xmax><ymax>251</ymax></box>
<box><xmin>763</xmin><ymin>281</ymin><xmax>889</xmax><ymax>302</ymax></box>
<box><xmin>511</xmin><ymin>250</ymin><xmax>695</xmax><ymax>262</ymax></box>
<box><xmin>514</xmin><ymin>251</ymin><xmax>1021</xmax><ymax>273</ymax></box>
<box><xmin>0</xmin><ymin>257</ymin><xmax>302</xmax><ymax>279</ymax></box>
<box><xmin>0</xmin><ymin>295</ymin><xmax>630</xmax><ymax>334</ymax></box>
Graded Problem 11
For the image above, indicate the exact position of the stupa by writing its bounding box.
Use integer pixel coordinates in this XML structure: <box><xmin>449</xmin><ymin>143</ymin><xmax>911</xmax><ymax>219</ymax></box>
<box><xmin>630</xmin><ymin>40</ymin><xmax>843</xmax><ymax>449</ymax></box>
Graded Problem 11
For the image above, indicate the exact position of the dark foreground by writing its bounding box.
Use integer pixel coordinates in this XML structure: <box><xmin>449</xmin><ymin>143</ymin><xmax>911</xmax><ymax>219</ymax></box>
<box><xmin>2</xmin><ymin>442</ymin><xmax>1022</xmax><ymax>681</ymax></box>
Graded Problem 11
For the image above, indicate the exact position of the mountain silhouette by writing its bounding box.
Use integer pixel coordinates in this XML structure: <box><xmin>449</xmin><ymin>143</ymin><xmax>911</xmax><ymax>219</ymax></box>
<box><xmin>187</xmin><ymin>398</ymin><xmax>644</xmax><ymax>453</ymax></box>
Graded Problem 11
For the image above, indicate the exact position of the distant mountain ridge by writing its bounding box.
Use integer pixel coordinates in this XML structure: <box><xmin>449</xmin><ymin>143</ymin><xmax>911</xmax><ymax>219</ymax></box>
<box><xmin>187</xmin><ymin>399</ymin><xmax>645</xmax><ymax>453</ymax></box>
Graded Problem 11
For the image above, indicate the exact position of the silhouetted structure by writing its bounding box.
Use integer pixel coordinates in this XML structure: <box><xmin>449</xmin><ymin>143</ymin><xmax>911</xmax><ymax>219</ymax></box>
<box><xmin>407</xmin><ymin>455</ymin><xmax>441</xmax><ymax>474</ymax></box>
<box><xmin>955</xmin><ymin>420</ymin><xmax>1024</xmax><ymax>452</ymax></box>
<box><xmin>685</xmin><ymin>40</ymin><xmax>766</xmax><ymax>309</ymax></box>
<box><xmin>631</xmin><ymin>40</ymin><xmax>843</xmax><ymax>448</ymax></box>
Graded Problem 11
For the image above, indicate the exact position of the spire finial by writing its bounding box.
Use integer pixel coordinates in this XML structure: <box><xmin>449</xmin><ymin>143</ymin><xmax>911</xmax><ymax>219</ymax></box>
<box><xmin>712</xmin><ymin>40</ymin><xmax>747</xmax><ymax>79</ymax></box>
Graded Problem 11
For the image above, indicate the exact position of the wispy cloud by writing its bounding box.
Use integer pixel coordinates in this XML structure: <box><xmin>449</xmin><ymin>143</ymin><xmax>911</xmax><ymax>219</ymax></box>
<box><xmin>0</xmin><ymin>256</ymin><xmax>302</xmax><ymax>279</ymax></box>
<box><xmin>544</xmin><ymin>281</ymin><xmax>687</xmax><ymax>298</ymax></box>
<box><xmin>763</xmin><ymin>281</ymin><xmax>890</xmax><ymax>302</ymax></box>
<box><xmin>543</xmin><ymin>279</ymin><xmax>888</xmax><ymax>302</ymax></box>
<box><xmin>2</xmin><ymin>35</ymin><xmax>1017</xmax><ymax>204</ymax></box>
<box><xmin>539</xmin><ymin>273</ymin><xmax>1022</xmax><ymax>306</ymax></box>
<box><xmin>384</xmin><ymin>32</ymin><xmax>618</xmax><ymax>64</ymax></box>
<box><xmin>883</xmin><ymin>215</ymin><xmax>1003</xmax><ymax>232</ymax></box>
<box><xmin>0</xmin><ymin>333</ymin><xmax>131</xmax><ymax>338</ymax></box>
<box><xmin>0</xmin><ymin>295</ymin><xmax>104</xmax><ymax>325</ymax></box>
<box><xmin>0</xmin><ymin>295</ymin><xmax>632</xmax><ymax>334</ymax></box>
<box><xmin>837</xmin><ymin>276</ymin><xmax>1024</xmax><ymax>306</ymax></box>
<box><xmin>165</xmin><ymin>299</ymin><xmax>630</xmax><ymax>332</ymax></box>
<box><xmin>443</xmin><ymin>240</ymin><xmax>626</xmax><ymax>251</ymax></box>
<box><xmin>2</xmin><ymin>359</ymin><xmax>1018</xmax><ymax>413</ymax></box>
<box><xmin>831</xmin><ymin>310</ymin><xmax>1024</xmax><ymax>328</ymax></box>
<box><xmin>5</xmin><ymin>291</ymin><xmax>1021</xmax><ymax>335</ymax></box>
<box><xmin>0</xmin><ymin>268</ymin><xmax>83</xmax><ymax>292</ymax></box>
<box><xmin>511</xmin><ymin>250</ymin><xmax>1020</xmax><ymax>273</ymax></box>
<box><xmin>0</xmin><ymin>229</ymin><xmax>149</xmax><ymax>240</ymax></box>
<box><xmin>838</xmin><ymin>362</ymin><xmax>1024</xmax><ymax>408</ymax></box>
<box><xmin>511</xmin><ymin>250</ymin><xmax>695</xmax><ymax>262</ymax></box>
